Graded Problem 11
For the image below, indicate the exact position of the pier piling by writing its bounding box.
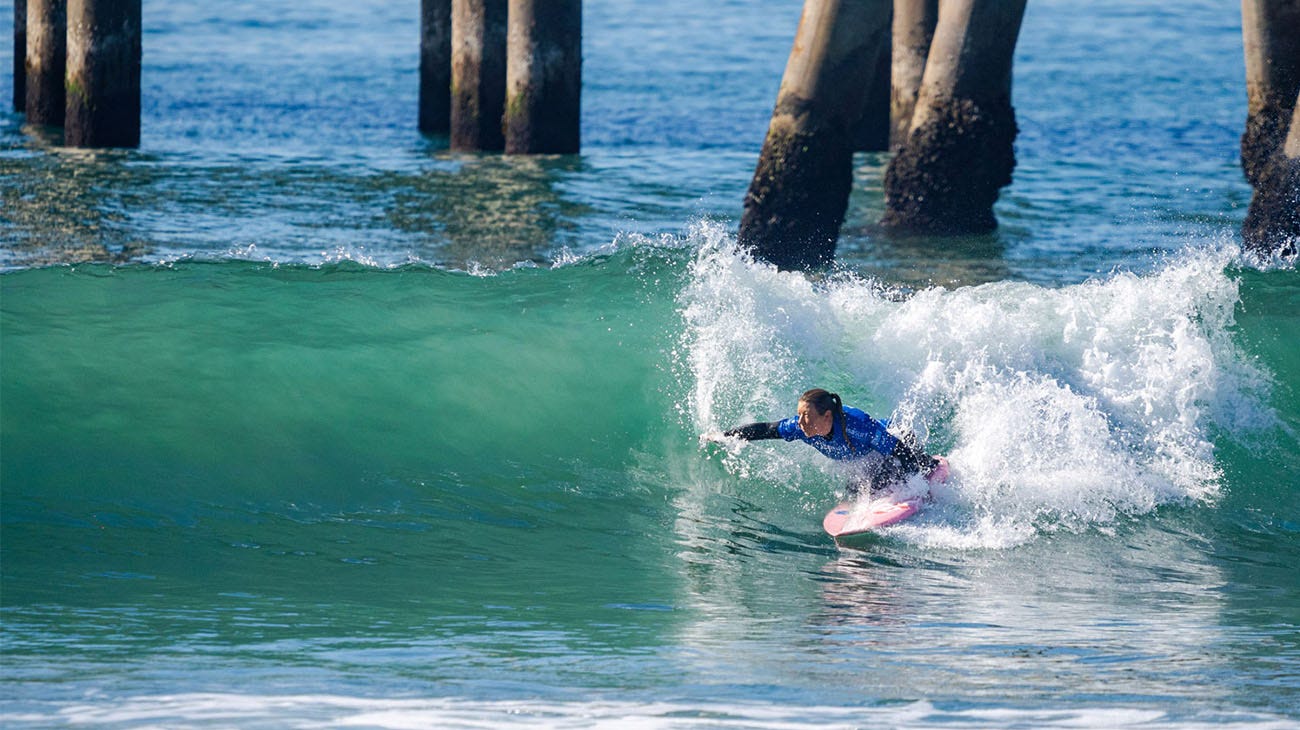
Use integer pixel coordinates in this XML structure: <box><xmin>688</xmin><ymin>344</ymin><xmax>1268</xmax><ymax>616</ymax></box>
<box><xmin>738</xmin><ymin>0</ymin><xmax>892</xmax><ymax>270</ymax></box>
<box><xmin>889</xmin><ymin>0</ymin><xmax>937</xmax><ymax>149</ymax></box>
<box><xmin>24</xmin><ymin>0</ymin><xmax>65</xmax><ymax>128</ymax></box>
<box><xmin>504</xmin><ymin>0</ymin><xmax>582</xmax><ymax>154</ymax></box>
<box><xmin>1240</xmin><ymin>0</ymin><xmax>1300</xmax><ymax>188</ymax></box>
<box><xmin>451</xmin><ymin>0</ymin><xmax>509</xmax><ymax>151</ymax></box>
<box><xmin>881</xmin><ymin>0</ymin><xmax>1026</xmax><ymax>234</ymax></box>
<box><xmin>420</xmin><ymin>0</ymin><xmax>452</xmax><ymax>135</ymax></box>
<box><xmin>1239</xmin><ymin>0</ymin><xmax>1299</xmax><ymax>256</ymax></box>
<box><xmin>64</xmin><ymin>0</ymin><xmax>141</xmax><ymax>148</ymax></box>
<box><xmin>13</xmin><ymin>0</ymin><xmax>25</xmax><ymax>111</ymax></box>
<box><xmin>1242</xmin><ymin>95</ymin><xmax>1300</xmax><ymax>257</ymax></box>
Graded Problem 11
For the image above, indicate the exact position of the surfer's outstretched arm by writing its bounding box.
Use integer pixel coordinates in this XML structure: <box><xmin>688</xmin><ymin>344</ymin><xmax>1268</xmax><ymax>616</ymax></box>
<box><xmin>723</xmin><ymin>422</ymin><xmax>782</xmax><ymax>441</ymax></box>
<box><xmin>700</xmin><ymin>422</ymin><xmax>780</xmax><ymax>445</ymax></box>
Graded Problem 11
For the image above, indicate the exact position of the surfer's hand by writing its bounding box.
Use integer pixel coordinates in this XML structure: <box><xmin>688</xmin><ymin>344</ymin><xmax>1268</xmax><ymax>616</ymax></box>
<box><xmin>699</xmin><ymin>431</ymin><xmax>728</xmax><ymax>447</ymax></box>
<box><xmin>925</xmin><ymin>455</ymin><xmax>950</xmax><ymax>484</ymax></box>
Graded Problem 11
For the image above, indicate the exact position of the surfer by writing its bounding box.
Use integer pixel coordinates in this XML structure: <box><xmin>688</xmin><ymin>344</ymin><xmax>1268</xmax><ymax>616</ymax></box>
<box><xmin>707</xmin><ymin>388</ymin><xmax>943</xmax><ymax>496</ymax></box>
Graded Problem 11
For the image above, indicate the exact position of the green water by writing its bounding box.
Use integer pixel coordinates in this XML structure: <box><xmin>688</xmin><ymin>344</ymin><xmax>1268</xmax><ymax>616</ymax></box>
<box><xmin>2</xmin><ymin>252</ymin><xmax>680</xmax><ymax>614</ymax></box>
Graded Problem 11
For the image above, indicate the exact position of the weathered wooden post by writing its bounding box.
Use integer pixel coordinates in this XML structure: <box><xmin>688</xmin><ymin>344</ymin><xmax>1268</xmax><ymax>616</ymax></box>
<box><xmin>13</xmin><ymin>0</ymin><xmax>26</xmax><ymax>111</ymax></box>
<box><xmin>890</xmin><ymin>0</ymin><xmax>937</xmax><ymax>149</ymax></box>
<box><xmin>451</xmin><ymin>0</ymin><xmax>508</xmax><ymax>151</ymax></box>
<box><xmin>738</xmin><ymin>0</ymin><xmax>892</xmax><ymax>270</ymax></box>
<box><xmin>1239</xmin><ymin>0</ymin><xmax>1300</xmax><ymax>256</ymax></box>
<box><xmin>24</xmin><ymin>0</ymin><xmax>64</xmax><ymax>127</ymax></box>
<box><xmin>419</xmin><ymin>0</ymin><xmax>452</xmax><ymax>135</ymax></box>
<box><xmin>504</xmin><ymin>0</ymin><xmax>582</xmax><ymax>154</ymax></box>
<box><xmin>64</xmin><ymin>0</ymin><xmax>141</xmax><ymax>148</ymax></box>
<box><xmin>1240</xmin><ymin>0</ymin><xmax>1300</xmax><ymax>187</ymax></box>
<box><xmin>1243</xmin><ymin>91</ymin><xmax>1300</xmax><ymax>256</ymax></box>
<box><xmin>880</xmin><ymin>0</ymin><xmax>1026</xmax><ymax>233</ymax></box>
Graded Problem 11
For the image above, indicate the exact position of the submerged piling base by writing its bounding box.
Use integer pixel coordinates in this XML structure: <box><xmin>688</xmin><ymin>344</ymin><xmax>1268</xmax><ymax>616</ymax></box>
<box><xmin>738</xmin><ymin>120</ymin><xmax>854</xmax><ymax>270</ymax></box>
<box><xmin>881</xmin><ymin>96</ymin><xmax>1017</xmax><ymax>233</ymax></box>
<box><xmin>1242</xmin><ymin>155</ymin><xmax>1300</xmax><ymax>257</ymax></box>
<box><xmin>1241</xmin><ymin>94</ymin><xmax>1295</xmax><ymax>188</ymax></box>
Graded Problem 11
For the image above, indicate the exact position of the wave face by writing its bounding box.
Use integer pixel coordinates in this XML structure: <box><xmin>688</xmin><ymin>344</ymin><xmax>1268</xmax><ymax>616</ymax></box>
<box><xmin>1</xmin><ymin>246</ymin><xmax>691</xmax><ymax>616</ymax></box>
<box><xmin>3</xmin><ymin>233</ymin><xmax>1299</xmax><ymax>727</ymax></box>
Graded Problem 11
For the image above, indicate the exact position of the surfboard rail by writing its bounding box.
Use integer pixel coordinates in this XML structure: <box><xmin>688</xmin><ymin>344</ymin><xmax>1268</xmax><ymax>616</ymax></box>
<box><xmin>822</xmin><ymin>456</ymin><xmax>948</xmax><ymax>538</ymax></box>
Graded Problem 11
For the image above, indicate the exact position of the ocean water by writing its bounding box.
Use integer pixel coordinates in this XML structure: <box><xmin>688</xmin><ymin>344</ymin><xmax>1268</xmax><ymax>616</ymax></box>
<box><xmin>2</xmin><ymin>1</ymin><xmax>1299</xmax><ymax>728</ymax></box>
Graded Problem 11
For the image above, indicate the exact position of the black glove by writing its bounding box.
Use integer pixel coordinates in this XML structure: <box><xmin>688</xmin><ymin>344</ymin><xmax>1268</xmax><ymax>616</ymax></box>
<box><xmin>724</xmin><ymin>421</ymin><xmax>781</xmax><ymax>441</ymax></box>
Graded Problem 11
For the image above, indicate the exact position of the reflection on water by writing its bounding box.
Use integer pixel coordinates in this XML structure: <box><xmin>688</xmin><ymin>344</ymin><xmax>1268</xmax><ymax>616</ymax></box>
<box><xmin>0</xmin><ymin>121</ymin><xmax>591</xmax><ymax>271</ymax></box>
<box><xmin>809</xmin><ymin>521</ymin><xmax>1236</xmax><ymax>705</ymax></box>
<box><xmin>839</xmin><ymin>152</ymin><xmax>1014</xmax><ymax>288</ymax></box>
<box><xmin>0</xmin><ymin>128</ymin><xmax>147</xmax><ymax>267</ymax></box>
<box><xmin>389</xmin><ymin>153</ymin><xmax>591</xmax><ymax>270</ymax></box>
<box><xmin>666</xmin><ymin>471</ymin><xmax>1245</xmax><ymax>710</ymax></box>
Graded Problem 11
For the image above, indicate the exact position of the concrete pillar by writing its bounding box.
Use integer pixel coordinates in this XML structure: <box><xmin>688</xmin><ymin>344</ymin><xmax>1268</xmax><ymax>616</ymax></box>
<box><xmin>890</xmin><ymin>0</ymin><xmax>937</xmax><ymax>149</ymax></box>
<box><xmin>13</xmin><ymin>0</ymin><xmax>26</xmax><ymax>111</ymax></box>
<box><xmin>880</xmin><ymin>0</ymin><xmax>1026</xmax><ymax>234</ymax></box>
<box><xmin>738</xmin><ymin>0</ymin><xmax>892</xmax><ymax>271</ymax></box>
<box><xmin>451</xmin><ymin>0</ymin><xmax>508</xmax><ymax>151</ymax></box>
<box><xmin>24</xmin><ymin>0</ymin><xmax>64</xmax><ymax>127</ymax></box>
<box><xmin>1242</xmin><ymin>93</ymin><xmax>1300</xmax><ymax>256</ymax></box>
<box><xmin>419</xmin><ymin>0</ymin><xmax>452</xmax><ymax>135</ymax></box>
<box><xmin>64</xmin><ymin>0</ymin><xmax>141</xmax><ymax>148</ymax></box>
<box><xmin>504</xmin><ymin>0</ymin><xmax>581</xmax><ymax>154</ymax></box>
<box><xmin>1240</xmin><ymin>0</ymin><xmax>1300</xmax><ymax>187</ymax></box>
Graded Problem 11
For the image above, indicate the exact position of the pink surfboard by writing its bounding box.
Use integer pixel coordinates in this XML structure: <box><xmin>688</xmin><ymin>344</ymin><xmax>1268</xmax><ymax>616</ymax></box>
<box><xmin>822</xmin><ymin>456</ymin><xmax>949</xmax><ymax>538</ymax></box>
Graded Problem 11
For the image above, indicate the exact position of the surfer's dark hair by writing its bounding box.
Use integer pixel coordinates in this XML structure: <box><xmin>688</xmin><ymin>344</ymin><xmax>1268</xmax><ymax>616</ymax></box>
<box><xmin>799</xmin><ymin>388</ymin><xmax>854</xmax><ymax>453</ymax></box>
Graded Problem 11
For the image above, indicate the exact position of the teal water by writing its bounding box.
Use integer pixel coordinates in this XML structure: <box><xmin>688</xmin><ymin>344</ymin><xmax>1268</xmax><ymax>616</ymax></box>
<box><xmin>3</xmin><ymin>241</ymin><xmax>1298</xmax><ymax>726</ymax></box>
<box><xmin>3</xmin><ymin>0</ymin><xmax>1300</xmax><ymax>727</ymax></box>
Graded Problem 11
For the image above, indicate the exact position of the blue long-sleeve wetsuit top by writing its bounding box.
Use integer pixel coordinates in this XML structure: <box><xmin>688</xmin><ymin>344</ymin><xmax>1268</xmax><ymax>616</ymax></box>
<box><xmin>723</xmin><ymin>405</ymin><xmax>937</xmax><ymax>489</ymax></box>
<box><xmin>775</xmin><ymin>406</ymin><xmax>900</xmax><ymax>461</ymax></box>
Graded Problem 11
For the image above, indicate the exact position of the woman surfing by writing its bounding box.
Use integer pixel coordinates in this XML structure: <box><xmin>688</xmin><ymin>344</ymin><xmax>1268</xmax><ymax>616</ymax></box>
<box><xmin>704</xmin><ymin>388</ymin><xmax>948</xmax><ymax>497</ymax></box>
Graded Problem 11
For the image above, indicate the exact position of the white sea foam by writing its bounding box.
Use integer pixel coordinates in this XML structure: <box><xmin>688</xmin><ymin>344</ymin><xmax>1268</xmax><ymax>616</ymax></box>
<box><xmin>8</xmin><ymin>692</ymin><xmax>1296</xmax><ymax>729</ymax></box>
<box><xmin>681</xmin><ymin>235</ymin><xmax>1276</xmax><ymax>548</ymax></box>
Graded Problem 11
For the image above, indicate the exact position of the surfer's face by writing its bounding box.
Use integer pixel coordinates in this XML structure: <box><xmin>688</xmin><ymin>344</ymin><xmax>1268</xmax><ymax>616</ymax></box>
<box><xmin>796</xmin><ymin>401</ymin><xmax>834</xmax><ymax>438</ymax></box>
